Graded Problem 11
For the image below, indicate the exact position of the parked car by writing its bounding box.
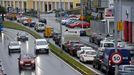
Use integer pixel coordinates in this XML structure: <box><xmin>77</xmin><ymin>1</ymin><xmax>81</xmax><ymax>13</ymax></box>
<box><xmin>17</xmin><ymin>32</ymin><xmax>28</xmax><ymax>42</ymax></box>
<box><xmin>29</xmin><ymin>21</ymin><xmax>36</xmax><ymax>27</ymax></box>
<box><xmin>34</xmin><ymin>39</ymin><xmax>49</xmax><ymax>54</ymax></box>
<box><xmin>8</xmin><ymin>41</ymin><xmax>21</xmax><ymax>55</ymax></box>
<box><xmin>100</xmin><ymin>48</ymin><xmax>131</xmax><ymax>75</ymax></box>
<box><xmin>18</xmin><ymin>53</ymin><xmax>35</xmax><ymax>72</ymax></box>
<box><xmin>68</xmin><ymin>21</ymin><xmax>90</xmax><ymax>28</ymax></box>
<box><xmin>65</xmin><ymin>19</ymin><xmax>79</xmax><ymax>26</ymax></box>
<box><xmin>39</xmin><ymin>18</ymin><xmax>47</xmax><ymax>24</ymax></box>
<box><xmin>77</xmin><ymin>46</ymin><xmax>93</xmax><ymax>58</ymax></box>
<box><xmin>118</xmin><ymin>65</ymin><xmax>134</xmax><ymax>75</ymax></box>
<box><xmin>79</xmin><ymin>49</ymin><xmax>96</xmax><ymax>63</ymax></box>
<box><xmin>34</xmin><ymin>22</ymin><xmax>45</xmax><ymax>32</ymax></box>
<box><xmin>93</xmin><ymin>50</ymin><xmax>104</xmax><ymax>70</ymax></box>
<box><xmin>61</xmin><ymin>18</ymin><xmax>78</xmax><ymax>25</ymax></box>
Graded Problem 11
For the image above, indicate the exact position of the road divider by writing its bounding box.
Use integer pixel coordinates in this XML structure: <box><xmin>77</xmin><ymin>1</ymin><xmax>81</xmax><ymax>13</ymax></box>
<box><xmin>3</xmin><ymin>21</ymin><xmax>95</xmax><ymax>75</ymax></box>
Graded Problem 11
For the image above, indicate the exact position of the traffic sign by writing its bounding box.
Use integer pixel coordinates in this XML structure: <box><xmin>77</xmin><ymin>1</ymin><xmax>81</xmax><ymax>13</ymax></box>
<box><xmin>111</xmin><ymin>52</ymin><xmax>123</xmax><ymax>64</ymax></box>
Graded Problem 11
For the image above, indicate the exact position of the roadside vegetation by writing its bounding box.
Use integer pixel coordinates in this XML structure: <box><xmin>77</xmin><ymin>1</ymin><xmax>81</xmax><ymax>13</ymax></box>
<box><xmin>3</xmin><ymin>21</ymin><xmax>95</xmax><ymax>75</ymax></box>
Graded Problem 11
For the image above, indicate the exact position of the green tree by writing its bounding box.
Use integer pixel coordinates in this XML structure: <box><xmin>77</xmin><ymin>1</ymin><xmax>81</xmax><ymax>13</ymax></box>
<box><xmin>0</xmin><ymin>6</ymin><xmax>6</xmax><ymax>21</ymax></box>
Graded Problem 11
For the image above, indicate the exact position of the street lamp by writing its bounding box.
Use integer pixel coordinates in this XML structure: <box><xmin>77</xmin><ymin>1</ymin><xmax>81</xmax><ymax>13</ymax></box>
<box><xmin>114</xmin><ymin>0</ymin><xmax>119</xmax><ymax>75</ymax></box>
<box><xmin>60</xmin><ymin>0</ymin><xmax>62</xmax><ymax>44</ymax></box>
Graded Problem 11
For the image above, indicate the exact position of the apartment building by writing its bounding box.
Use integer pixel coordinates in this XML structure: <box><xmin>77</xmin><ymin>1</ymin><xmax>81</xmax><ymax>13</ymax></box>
<box><xmin>0</xmin><ymin>0</ymin><xmax>80</xmax><ymax>12</ymax></box>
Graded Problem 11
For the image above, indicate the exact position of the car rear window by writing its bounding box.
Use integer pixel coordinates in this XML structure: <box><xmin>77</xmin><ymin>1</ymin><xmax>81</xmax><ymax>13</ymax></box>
<box><xmin>37</xmin><ymin>41</ymin><xmax>47</xmax><ymax>45</ymax></box>
<box><xmin>86</xmin><ymin>51</ymin><xmax>96</xmax><ymax>55</ymax></box>
<box><xmin>104</xmin><ymin>43</ymin><xmax>114</xmax><ymax>47</ymax></box>
<box><xmin>39</xmin><ymin>24</ymin><xmax>44</xmax><ymax>26</ymax></box>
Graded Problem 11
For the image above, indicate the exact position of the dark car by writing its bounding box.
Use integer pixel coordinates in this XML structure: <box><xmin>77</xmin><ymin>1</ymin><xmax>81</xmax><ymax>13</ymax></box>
<box><xmin>39</xmin><ymin>18</ymin><xmax>47</xmax><ymax>24</ymax></box>
<box><xmin>18</xmin><ymin>54</ymin><xmax>35</xmax><ymax>72</ymax></box>
<box><xmin>17</xmin><ymin>32</ymin><xmax>28</xmax><ymax>42</ymax></box>
<box><xmin>93</xmin><ymin>50</ymin><xmax>104</xmax><ymax>70</ymax></box>
<box><xmin>68</xmin><ymin>43</ymin><xmax>84</xmax><ymax>56</ymax></box>
<box><xmin>100</xmin><ymin>48</ymin><xmax>131</xmax><ymax>75</ymax></box>
<box><xmin>52</xmin><ymin>33</ymin><xmax>61</xmax><ymax>41</ymax></box>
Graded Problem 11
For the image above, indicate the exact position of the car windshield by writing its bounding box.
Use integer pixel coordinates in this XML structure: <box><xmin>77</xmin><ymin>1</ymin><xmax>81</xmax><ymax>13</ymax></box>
<box><xmin>104</xmin><ymin>43</ymin><xmax>114</xmax><ymax>47</ymax></box>
<box><xmin>124</xmin><ymin>66</ymin><xmax>134</xmax><ymax>71</ymax></box>
<box><xmin>39</xmin><ymin>24</ymin><xmax>44</xmax><ymax>26</ymax></box>
<box><xmin>86</xmin><ymin>51</ymin><xmax>96</xmax><ymax>55</ymax></box>
<box><xmin>21</xmin><ymin>54</ymin><xmax>34</xmax><ymax>59</ymax></box>
<box><xmin>10</xmin><ymin>42</ymin><xmax>19</xmax><ymax>46</ymax></box>
<box><xmin>37</xmin><ymin>41</ymin><xmax>47</xmax><ymax>45</ymax></box>
<box><xmin>82</xmin><ymin>47</ymin><xmax>92</xmax><ymax>50</ymax></box>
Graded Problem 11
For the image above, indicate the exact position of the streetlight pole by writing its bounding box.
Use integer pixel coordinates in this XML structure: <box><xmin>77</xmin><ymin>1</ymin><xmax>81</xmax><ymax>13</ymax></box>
<box><xmin>114</xmin><ymin>0</ymin><xmax>119</xmax><ymax>75</ymax></box>
<box><xmin>60</xmin><ymin>0</ymin><xmax>63</xmax><ymax>51</ymax></box>
<box><xmin>38</xmin><ymin>0</ymin><xmax>40</xmax><ymax>19</ymax></box>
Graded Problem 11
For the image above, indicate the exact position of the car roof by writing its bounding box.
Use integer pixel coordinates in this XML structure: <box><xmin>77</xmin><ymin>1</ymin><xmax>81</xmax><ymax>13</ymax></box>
<box><xmin>120</xmin><ymin>65</ymin><xmax>134</xmax><ymax>67</ymax></box>
<box><xmin>84</xmin><ymin>49</ymin><xmax>96</xmax><ymax>52</ymax></box>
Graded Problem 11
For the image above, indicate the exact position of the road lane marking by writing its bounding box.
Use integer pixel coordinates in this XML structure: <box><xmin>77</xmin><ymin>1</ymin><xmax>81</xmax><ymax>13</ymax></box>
<box><xmin>26</xmin><ymin>41</ymin><xmax>29</xmax><ymax>53</ymax></box>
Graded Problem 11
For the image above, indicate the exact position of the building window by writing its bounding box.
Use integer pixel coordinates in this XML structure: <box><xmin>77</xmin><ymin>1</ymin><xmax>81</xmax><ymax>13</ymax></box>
<box><xmin>76</xmin><ymin>3</ymin><xmax>80</xmax><ymax>7</ymax></box>
<box><xmin>70</xmin><ymin>2</ymin><xmax>73</xmax><ymax>9</ymax></box>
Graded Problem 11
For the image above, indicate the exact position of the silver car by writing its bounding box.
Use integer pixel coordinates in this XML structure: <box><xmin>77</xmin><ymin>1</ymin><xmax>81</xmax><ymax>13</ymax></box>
<box><xmin>119</xmin><ymin>65</ymin><xmax>134</xmax><ymax>75</ymax></box>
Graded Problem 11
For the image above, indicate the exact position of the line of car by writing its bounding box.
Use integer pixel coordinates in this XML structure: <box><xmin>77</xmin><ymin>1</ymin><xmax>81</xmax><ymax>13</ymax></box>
<box><xmin>52</xmin><ymin>32</ymin><xmax>134</xmax><ymax>75</ymax></box>
<box><xmin>7</xmin><ymin>32</ymin><xmax>49</xmax><ymax>73</ymax></box>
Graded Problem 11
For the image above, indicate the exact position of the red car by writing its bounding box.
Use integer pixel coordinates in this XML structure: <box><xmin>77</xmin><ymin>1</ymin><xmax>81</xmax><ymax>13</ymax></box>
<box><xmin>18</xmin><ymin>54</ymin><xmax>35</xmax><ymax>72</ymax></box>
<box><xmin>68</xmin><ymin>21</ymin><xmax>90</xmax><ymax>28</ymax></box>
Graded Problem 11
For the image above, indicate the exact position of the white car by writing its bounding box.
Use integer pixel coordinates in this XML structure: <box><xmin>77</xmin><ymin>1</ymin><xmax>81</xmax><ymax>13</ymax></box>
<box><xmin>35</xmin><ymin>39</ymin><xmax>49</xmax><ymax>54</ymax></box>
<box><xmin>34</xmin><ymin>22</ymin><xmax>45</xmax><ymax>32</ymax></box>
<box><xmin>98</xmin><ymin>38</ymin><xmax>115</xmax><ymax>51</ymax></box>
<box><xmin>77</xmin><ymin>46</ymin><xmax>93</xmax><ymax>58</ymax></box>
<box><xmin>79</xmin><ymin>50</ymin><xmax>96</xmax><ymax>62</ymax></box>
<box><xmin>8</xmin><ymin>41</ymin><xmax>21</xmax><ymax>54</ymax></box>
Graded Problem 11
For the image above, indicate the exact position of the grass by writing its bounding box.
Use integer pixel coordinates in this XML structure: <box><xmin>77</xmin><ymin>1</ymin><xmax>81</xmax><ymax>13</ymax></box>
<box><xmin>3</xmin><ymin>21</ymin><xmax>95</xmax><ymax>75</ymax></box>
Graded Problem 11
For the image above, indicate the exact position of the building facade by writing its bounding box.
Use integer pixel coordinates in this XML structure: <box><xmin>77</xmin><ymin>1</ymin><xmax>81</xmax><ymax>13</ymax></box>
<box><xmin>0</xmin><ymin>0</ymin><xmax>80</xmax><ymax>12</ymax></box>
<box><xmin>116</xmin><ymin>0</ymin><xmax>134</xmax><ymax>44</ymax></box>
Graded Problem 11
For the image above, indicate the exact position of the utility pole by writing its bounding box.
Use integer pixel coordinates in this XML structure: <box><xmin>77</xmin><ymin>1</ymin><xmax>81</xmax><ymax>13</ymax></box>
<box><xmin>60</xmin><ymin>0</ymin><xmax>63</xmax><ymax>52</ymax></box>
<box><xmin>38</xmin><ymin>0</ymin><xmax>40</xmax><ymax>19</ymax></box>
<box><xmin>114</xmin><ymin>0</ymin><xmax>119</xmax><ymax>75</ymax></box>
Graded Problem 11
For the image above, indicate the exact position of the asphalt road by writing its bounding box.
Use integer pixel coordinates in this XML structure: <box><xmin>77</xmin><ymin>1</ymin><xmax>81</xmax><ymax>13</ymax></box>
<box><xmin>0</xmin><ymin>28</ymin><xmax>82</xmax><ymax>75</ymax></box>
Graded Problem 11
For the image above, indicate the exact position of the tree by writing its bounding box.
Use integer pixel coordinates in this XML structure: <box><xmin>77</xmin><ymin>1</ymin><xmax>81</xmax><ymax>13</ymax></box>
<box><xmin>0</xmin><ymin>6</ymin><xmax>6</xmax><ymax>21</ymax></box>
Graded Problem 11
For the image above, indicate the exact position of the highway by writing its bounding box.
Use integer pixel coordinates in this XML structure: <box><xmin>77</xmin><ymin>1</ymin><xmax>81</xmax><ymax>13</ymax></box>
<box><xmin>0</xmin><ymin>28</ymin><xmax>82</xmax><ymax>75</ymax></box>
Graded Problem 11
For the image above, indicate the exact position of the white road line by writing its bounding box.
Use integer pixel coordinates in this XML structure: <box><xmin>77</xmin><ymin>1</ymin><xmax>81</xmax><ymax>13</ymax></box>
<box><xmin>2</xmin><ymin>32</ymin><xmax>4</xmax><ymax>44</ymax></box>
<box><xmin>26</xmin><ymin>41</ymin><xmax>29</xmax><ymax>53</ymax></box>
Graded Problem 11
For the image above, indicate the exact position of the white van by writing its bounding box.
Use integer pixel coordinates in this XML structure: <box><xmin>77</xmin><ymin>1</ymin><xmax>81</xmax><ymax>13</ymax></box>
<box><xmin>98</xmin><ymin>38</ymin><xmax>115</xmax><ymax>51</ymax></box>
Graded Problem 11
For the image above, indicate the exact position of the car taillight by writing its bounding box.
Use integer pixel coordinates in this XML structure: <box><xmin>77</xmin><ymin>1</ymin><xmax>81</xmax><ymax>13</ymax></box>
<box><xmin>84</xmin><ymin>55</ymin><xmax>87</xmax><ymax>57</ymax></box>
<box><xmin>20</xmin><ymin>61</ymin><xmax>23</xmax><ymax>64</ymax></box>
<box><xmin>129</xmin><ymin>61</ymin><xmax>131</xmax><ymax>64</ymax></box>
<box><xmin>109</xmin><ymin>60</ymin><xmax>112</xmax><ymax>65</ymax></box>
<box><xmin>32</xmin><ymin>60</ymin><xmax>35</xmax><ymax>63</ymax></box>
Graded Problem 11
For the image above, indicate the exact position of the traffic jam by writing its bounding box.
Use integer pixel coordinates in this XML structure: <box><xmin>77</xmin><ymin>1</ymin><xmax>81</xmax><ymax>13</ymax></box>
<box><xmin>0</xmin><ymin>9</ymin><xmax>134</xmax><ymax>75</ymax></box>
